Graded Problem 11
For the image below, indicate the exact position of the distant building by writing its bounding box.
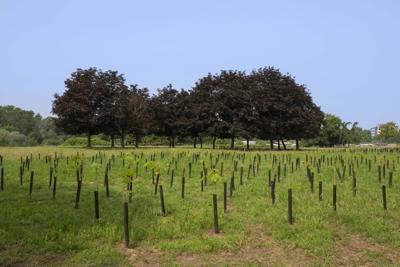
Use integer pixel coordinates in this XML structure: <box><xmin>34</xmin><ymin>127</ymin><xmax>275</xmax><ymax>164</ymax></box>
<box><xmin>370</xmin><ymin>125</ymin><xmax>381</xmax><ymax>137</ymax></box>
<box><xmin>241</xmin><ymin>140</ymin><xmax>256</xmax><ymax>145</ymax></box>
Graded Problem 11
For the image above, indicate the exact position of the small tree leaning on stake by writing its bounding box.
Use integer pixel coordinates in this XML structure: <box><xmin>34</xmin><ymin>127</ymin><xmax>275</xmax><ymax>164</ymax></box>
<box><xmin>122</xmin><ymin>155</ymin><xmax>141</xmax><ymax>201</ymax></box>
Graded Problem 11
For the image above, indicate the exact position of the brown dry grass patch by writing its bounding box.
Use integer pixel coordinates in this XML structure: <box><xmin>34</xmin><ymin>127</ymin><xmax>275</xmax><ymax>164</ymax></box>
<box><xmin>118</xmin><ymin>225</ymin><xmax>315</xmax><ymax>266</ymax></box>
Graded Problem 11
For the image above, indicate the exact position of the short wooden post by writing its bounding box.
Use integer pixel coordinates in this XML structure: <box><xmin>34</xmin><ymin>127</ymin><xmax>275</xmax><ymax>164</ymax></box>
<box><xmin>271</xmin><ymin>179</ymin><xmax>276</xmax><ymax>204</ymax></box>
<box><xmin>333</xmin><ymin>184</ymin><xmax>337</xmax><ymax>211</ymax></box>
<box><xmin>170</xmin><ymin>169</ymin><xmax>174</xmax><ymax>187</ymax></box>
<box><xmin>105</xmin><ymin>171</ymin><xmax>110</xmax><ymax>197</ymax></box>
<box><xmin>160</xmin><ymin>185</ymin><xmax>166</xmax><ymax>216</ymax></box>
<box><xmin>52</xmin><ymin>176</ymin><xmax>57</xmax><ymax>199</ymax></box>
<box><xmin>240</xmin><ymin>166</ymin><xmax>243</xmax><ymax>185</ymax></box>
<box><xmin>75</xmin><ymin>179</ymin><xmax>82</xmax><ymax>209</ymax></box>
<box><xmin>29</xmin><ymin>171</ymin><xmax>34</xmax><ymax>196</ymax></box>
<box><xmin>288</xmin><ymin>188</ymin><xmax>293</xmax><ymax>224</ymax></box>
<box><xmin>382</xmin><ymin>185</ymin><xmax>387</xmax><ymax>210</ymax></box>
<box><xmin>154</xmin><ymin>173</ymin><xmax>159</xmax><ymax>195</ymax></box>
<box><xmin>223</xmin><ymin>182</ymin><xmax>227</xmax><ymax>212</ymax></box>
<box><xmin>20</xmin><ymin>166</ymin><xmax>23</xmax><ymax>185</ymax></box>
<box><xmin>318</xmin><ymin>181</ymin><xmax>322</xmax><ymax>201</ymax></box>
<box><xmin>0</xmin><ymin>167</ymin><xmax>3</xmax><ymax>191</ymax></box>
<box><xmin>213</xmin><ymin>194</ymin><xmax>219</xmax><ymax>234</ymax></box>
<box><xmin>94</xmin><ymin>191</ymin><xmax>100</xmax><ymax>219</ymax></box>
<box><xmin>123</xmin><ymin>202</ymin><xmax>129</xmax><ymax>247</ymax></box>
<box><xmin>181</xmin><ymin>175</ymin><xmax>185</xmax><ymax>199</ymax></box>
<box><xmin>49</xmin><ymin>167</ymin><xmax>53</xmax><ymax>189</ymax></box>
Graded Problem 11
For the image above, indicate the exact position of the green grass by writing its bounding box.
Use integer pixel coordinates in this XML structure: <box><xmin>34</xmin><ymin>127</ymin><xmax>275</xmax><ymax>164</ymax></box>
<box><xmin>0</xmin><ymin>146</ymin><xmax>399</xmax><ymax>266</ymax></box>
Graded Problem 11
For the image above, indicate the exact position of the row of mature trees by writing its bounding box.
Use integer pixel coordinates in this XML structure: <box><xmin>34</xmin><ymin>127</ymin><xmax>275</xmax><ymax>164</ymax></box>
<box><xmin>52</xmin><ymin>67</ymin><xmax>324</xmax><ymax>149</ymax></box>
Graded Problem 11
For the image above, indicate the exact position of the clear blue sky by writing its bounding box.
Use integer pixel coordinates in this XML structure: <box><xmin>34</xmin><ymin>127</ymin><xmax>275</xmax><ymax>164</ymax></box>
<box><xmin>0</xmin><ymin>0</ymin><xmax>399</xmax><ymax>129</ymax></box>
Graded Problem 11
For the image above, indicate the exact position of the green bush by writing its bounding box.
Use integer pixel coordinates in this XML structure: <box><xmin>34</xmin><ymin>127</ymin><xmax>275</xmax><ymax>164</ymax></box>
<box><xmin>140</xmin><ymin>134</ymin><xmax>170</xmax><ymax>146</ymax></box>
<box><xmin>0</xmin><ymin>128</ymin><xmax>37</xmax><ymax>146</ymax></box>
<box><xmin>62</xmin><ymin>135</ymin><xmax>110</xmax><ymax>147</ymax></box>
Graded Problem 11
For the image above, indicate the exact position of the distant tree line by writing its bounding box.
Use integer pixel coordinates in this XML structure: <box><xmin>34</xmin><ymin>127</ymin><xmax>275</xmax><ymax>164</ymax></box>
<box><xmin>306</xmin><ymin>115</ymin><xmax>400</xmax><ymax>147</ymax></box>
<box><xmin>52</xmin><ymin>67</ymin><xmax>324</xmax><ymax>150</ymax></box>
<box><xmin>1</xmin><ymin>101</ymin><xmax>393</xmax><ymax>148</ymax></box>
<box><xmin>376</xmin><ymin>122</ymin><xmax>400</xmax><ymax>143</ymax></box>
<box><xmin>0</xmin><ymin>105</ymin><xmax>65</xmax><ymax>146</ymax></box>
<box><xmin>305</xmin><ymin>114</ymin><xmax>372</xmax><ymax>147</ymax></box>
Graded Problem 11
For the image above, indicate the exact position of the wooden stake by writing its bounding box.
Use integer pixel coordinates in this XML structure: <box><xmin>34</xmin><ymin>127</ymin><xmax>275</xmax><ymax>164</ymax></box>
<box><xmin>213</xmin><ymin>194</ymin><xmax>219</xmax><ymax>234</ymax></box>
<box><xmin>288</xmin><ymin>188</ymin><xmax>293</xmax><ymax>224</ymax></box>
<box><xmin>159</xmin><ymin>185</ymin><xmax>166</xmax><ymax>216</ymax></box>
<box><xmin>123</xmin><ymin>202</ymin><xmax>129</xmax><ymax>247</ymax></box>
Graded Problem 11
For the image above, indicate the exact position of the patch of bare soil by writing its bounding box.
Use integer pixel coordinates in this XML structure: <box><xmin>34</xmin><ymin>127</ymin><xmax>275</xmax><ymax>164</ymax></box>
<box><xmin>0</xmin><ymin>243</ymin><xmax>69</xmax><ymax>267</ymax></box>
<box><xmin>118</xmin><ymin>225</ymin><xmax>315</xmax><ymax>267</ymax></box>
<box><xmin>330</xmin><ymin>224</ymin><xmax>400</xmax><ymax>266</ymax></box>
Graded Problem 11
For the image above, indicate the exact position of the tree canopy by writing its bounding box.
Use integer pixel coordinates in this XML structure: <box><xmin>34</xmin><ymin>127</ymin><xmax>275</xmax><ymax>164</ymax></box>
<box><xmin>0</xmin><ymin>105</ymin><xmax>41</xmax><ymax>135</ymax></box>
<box><xmin>378</xmin><ymin>122</ymin><xmax>400</xmax><ymax>142</ymax></box>
<box><xmin>52</xmin><ymin>67</ymin><xmax>325</xmax><ymax>149</ymax></box>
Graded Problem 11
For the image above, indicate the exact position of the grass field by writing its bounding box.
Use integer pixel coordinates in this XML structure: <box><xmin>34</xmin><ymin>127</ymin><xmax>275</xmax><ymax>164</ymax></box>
<box><xmin>0</xmin><ymin>146</ymin><xmax>399</xmax><ymax>266</ymax></box>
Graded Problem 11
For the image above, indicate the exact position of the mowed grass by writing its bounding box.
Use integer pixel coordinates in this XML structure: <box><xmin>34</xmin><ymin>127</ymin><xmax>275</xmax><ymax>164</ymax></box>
<box><xmin>0</xmin><ymin>146</ymin><xmax>399</xmax><ymax>266</ymax></box>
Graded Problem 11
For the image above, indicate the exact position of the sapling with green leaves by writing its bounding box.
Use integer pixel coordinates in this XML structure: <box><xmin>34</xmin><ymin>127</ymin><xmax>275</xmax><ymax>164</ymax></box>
<box><xmin>143</xmin><ymin>159</ymin><xmax>165</xmax><ymax>177</ymax></box>
<box><xmin>209</xmin><ymin>168</ymin><xmax>224</xmax><ymax>188</ymax></box>
<box><xmin>122</xmin><ymin>162</ymin><xmax>135</xmax><ymax>195</ymax></box>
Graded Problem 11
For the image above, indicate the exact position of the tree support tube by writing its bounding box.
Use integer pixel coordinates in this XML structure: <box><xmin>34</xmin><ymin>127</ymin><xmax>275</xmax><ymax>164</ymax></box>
<box><xmin>87</xmin><ymin>134</ymin><xmax>92</xmax><ymax>148</ymax></box>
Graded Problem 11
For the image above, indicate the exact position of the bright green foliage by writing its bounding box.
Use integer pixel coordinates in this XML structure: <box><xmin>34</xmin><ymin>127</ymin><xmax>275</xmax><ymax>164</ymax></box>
<box><xmin>379</xmin><ymin>122</ymin><xmax>400</xmax><ymax>142</ymax></box>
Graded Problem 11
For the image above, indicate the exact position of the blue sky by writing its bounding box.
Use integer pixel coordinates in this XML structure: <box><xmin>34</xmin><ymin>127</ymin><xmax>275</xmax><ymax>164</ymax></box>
<box><xmin>0</xmin><ymin>0</ymin><xmax>399</xmax><ymax>128</ymax></box>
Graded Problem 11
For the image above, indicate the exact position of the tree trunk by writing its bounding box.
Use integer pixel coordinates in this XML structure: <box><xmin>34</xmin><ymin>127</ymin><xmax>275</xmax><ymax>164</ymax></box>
<box><xmin>135</xmin><ymin>133</ymin><xmax>139</xmax><ymax>148</ymax></box>
<box><xmin>230</xmin><ymin>136</ymin><xmax>235</xmax><ymax>149</ymax></box>
<box><xmin>172</xmin><ymin>136</ymin><xmax>175</xmax><ymax>148</ymax></box>
<box><xmin>246</xmin><ymin>138</ymin><xmax>250</xmax><ymax>150</ymax></box>
<box><xmin>87</xmin><ymin>133</ymin><xmax>92</xmax><ymax>148</ymax></box>
<box><xmin>200</xmin><ymin>136</ymin><xmax>203</xmax><ymax>148</ymax></box>
<box><xmin>111</xmin><ymin>134</ymin><xmax>115</xmax><ymax>148</ymax></box>
<box><xmin>121</xmin><ymin>130</ymin><xmax>125</xmax><ymax>148</ymax></box>
<box><xmin>281</xmin><ymin>138</ymin><xmax>286</xmax><ymax>150</ymax></box>
<box><xmin>270</xmin><ymin>139</ymin><xmax>274</xmax><ymax>150</ymax></box>
<box><xmin>296</xmin><ymin>139</ymin><xmax>300</xmax><ymax>150</ymax></box>
<box><xmin>277</xmin><ymin>139</ymin><xmax>281</xmax><ymax>150</ymax></box>
<box><xmin>193</xmin><ymin>136</ymin><xmax>197</xmax><ymax>148</ymax></box>
<box><xmin>212</xmin><ymin>136</ymin><xmax>216</xmax><ymax>149</ymax></box>
<box><xmin>168</xmin><ymin>137</ymin><xmax>172</xmax><ymax>148</ymax></box>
